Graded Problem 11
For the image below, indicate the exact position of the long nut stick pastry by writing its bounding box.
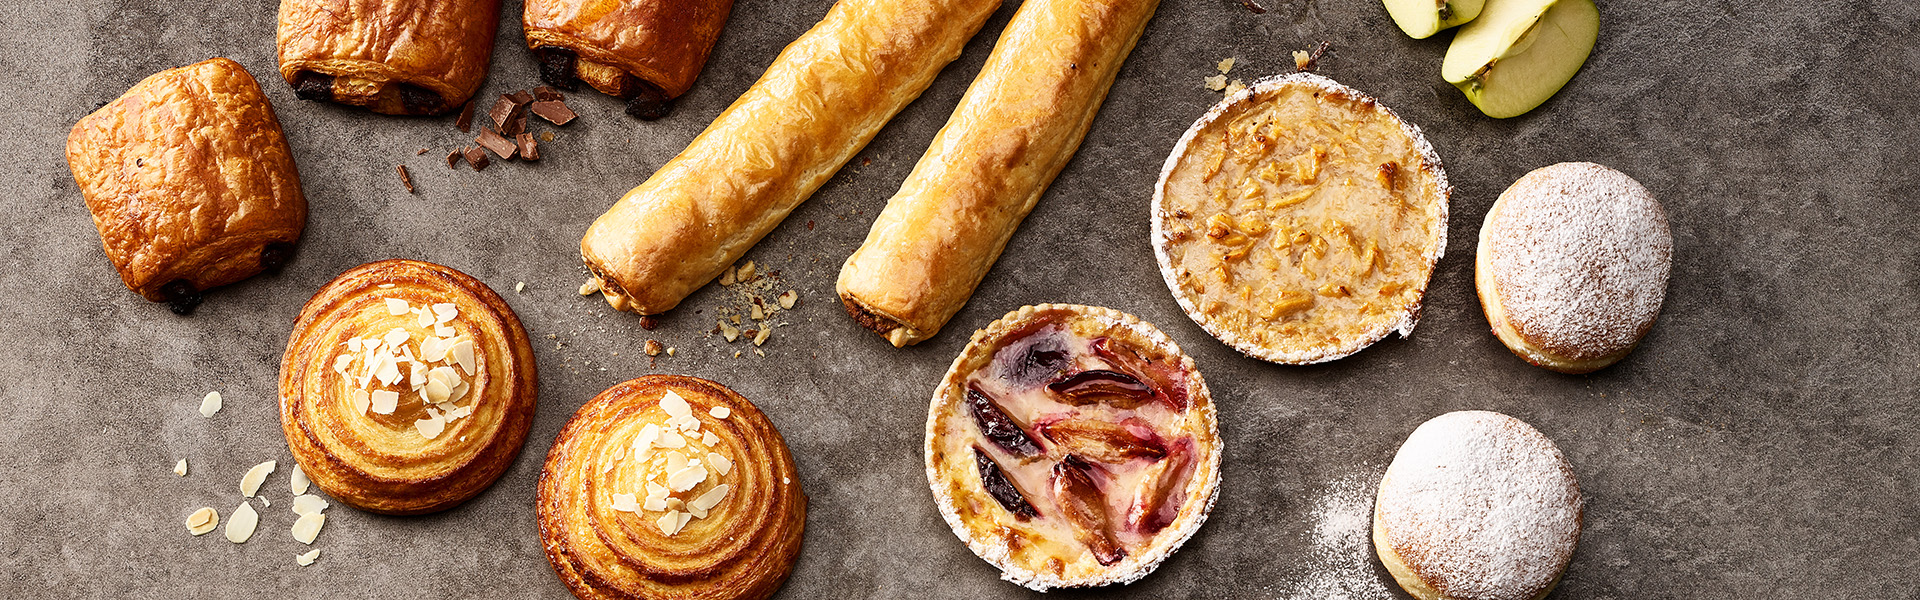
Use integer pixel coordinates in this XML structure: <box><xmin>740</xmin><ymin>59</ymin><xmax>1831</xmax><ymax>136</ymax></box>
<box><xmin>277</xmin><ymin>0</ymin><xmax>502</xmax><ymax>115</ymax></box>
<box><xmin>280</xmin><ymin>259</ymin><xmax>537</xmax><ymax>515</ymax></box>
<box><xmin>838</xmin><ymin>0</ymin><xmax>1162</xmax><ymax>348</ymax></box>
<box><xmin>540</xmin><ymin>376</ymin><xmax>805</xmax><ymax>600</ymax></box>
<box><xmin>578</xmin><ymin>0</ymin><xmax>1004</xmax><ymax>315</ymax></box>
<box><xmin>524</xmin><ymin>0</ymin><xmax>734</xmax><ymax>120</ymax></box>
<box><xmin>66</xmin><ymin>57</ymin><xmax>306</xmax><ymax>315</ymax></box>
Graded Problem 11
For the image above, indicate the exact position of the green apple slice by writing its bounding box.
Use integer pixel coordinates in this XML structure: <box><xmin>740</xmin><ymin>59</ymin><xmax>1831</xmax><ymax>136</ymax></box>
<box><xmin>1384</xmin><ymin>0</ymin><xmax>1486</xmax><ymax>39</ymax></box>
<box><xmin>1442</xmin><ymin>0</ymin><xmax>1598</xmax><ymax>118</ymax></box>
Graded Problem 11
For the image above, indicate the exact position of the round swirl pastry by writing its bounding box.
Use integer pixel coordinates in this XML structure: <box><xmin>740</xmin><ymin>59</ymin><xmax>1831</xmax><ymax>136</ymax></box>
<box><xmin>1477</xmin><ymin>162</ymin><xmax>1672</xmax><ymax>374</ymax></box>
<box><xmin>279</xmin><ymin>259</ymin><xmax>537</xmax><ymax>515</ymax></box>
<box><xmin>927</xmin><ymin>304</ymin><xmax>1220</xmax><ymax>591</ymax></box>
<box><xmin>1373</xmin><ymin>411</ymin><xmax>1583</xmax><ymax>600</ymax></box>
<box><xmin>540</xmin><ymin>376</ymin><xmax>805</xmax><ymax>600</ymax></box>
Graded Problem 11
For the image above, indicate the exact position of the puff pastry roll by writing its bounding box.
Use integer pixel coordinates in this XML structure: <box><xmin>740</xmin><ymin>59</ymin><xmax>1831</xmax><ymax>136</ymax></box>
<box><xmin>66</xmin><ymin>57</ymin><xmax>306</xmax><ymax>315</ymax></box>
<box><xmin>524</xmin><ymin>0</ymin><xmax>733</xmax><ymax>120</ymax></box>
<box><xmin>579</xmin><ymin>0</ymin><xmax>1003</xmax><ymax>315</ymax></box>
<box><xmin>277</xmin><ymin>0</ymin><xmax>502</xmax><ymax>115</ymax></box>
<box><xmin>280</xmin><ymin>259</ymin><xmax>538</xmax><ymax>515</ymax></box>
<box><xmin>837</xmin><ymin>0</ymin><xmax>1161</xmax><ymax>347</ymax></box>
<box><xmin>541</xmin><ymin>376</ymin><xmax>805</xmax><ymax>600</ymax></box>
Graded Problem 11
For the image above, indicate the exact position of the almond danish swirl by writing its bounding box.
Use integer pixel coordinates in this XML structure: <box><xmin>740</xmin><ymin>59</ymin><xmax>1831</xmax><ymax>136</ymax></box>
<box><xmin>540</xmin><ymin>376</ymin><xmax>806</xmax><ymax>600</ymax></box>
<box><xmin>279</xmin><ymin>259</ymin><xmax>537</xmax><ymax>515</ymax></box>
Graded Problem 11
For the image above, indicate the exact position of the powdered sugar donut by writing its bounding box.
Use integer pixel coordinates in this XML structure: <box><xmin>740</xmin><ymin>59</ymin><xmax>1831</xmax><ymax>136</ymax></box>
<box><xmin>1372</xmin><ymin>411</ymin><xmax>1582</xmax><ymax>600</ymax></box>
<box><xmin>1476</xmin><ymin>162</ymin><xmax>1672</xmax><ymax>374</ymax></box>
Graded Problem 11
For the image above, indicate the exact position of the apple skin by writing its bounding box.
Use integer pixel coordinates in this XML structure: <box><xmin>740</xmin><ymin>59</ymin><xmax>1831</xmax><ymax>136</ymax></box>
<box><xmin>1443</xmin><ymin>0</ymin><xmax>1599</xmax><ymax>118</ymax></box>
<box><xmin>1384</xmin><ymin>0</ymin><xmax>1487</xmax><ymax>39</ymax></box>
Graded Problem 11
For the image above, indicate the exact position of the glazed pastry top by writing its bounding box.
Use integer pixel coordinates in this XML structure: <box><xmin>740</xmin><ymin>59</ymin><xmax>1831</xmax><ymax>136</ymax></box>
<box><xmin>523</xmin><ymin>0</ymin><xmax>733</xmax><ymax>98</ymax></box>
<box><xmin>277</xmin><ymin>0</ymin><xmax>502</xmax><ymax>109</ymax></box>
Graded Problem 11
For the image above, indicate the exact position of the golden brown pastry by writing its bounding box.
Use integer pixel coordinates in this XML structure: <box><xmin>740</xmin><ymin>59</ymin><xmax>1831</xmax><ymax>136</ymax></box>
<box><xmin>280</xmin><ymin>259</ymin><xmax>537</xmax><ymax>515</ymax></box>
<box><xmin>579</xmin><ymin>0</ymin><xmax>1003</xmax><ymax>316</ymax></box>
<box><xmin>1373</xmin><ymin>410</ymin><xmax>1583</xmax><ymax>600</ymax></box>
<box><xmin>928</xmin><ymin>304</ymin><xmax>1220</xmax><ymax>590</ymax></box>
<box><xmin>540</xmin><ymin>376</ymin><xmax>804</xmax><ymax>600</ymax></box>
<box><xmin>66</xmin><ymin>57</ymin><xmax>306</xmax><ymax>315</ymax></box>
<box><xmin>523</xmin><ymin>0</ymin><xmax>733</xmax><ymax>119</ymax></box>
<box><xmin>1477</xmin><ymin>162</ymin><xmax>1672</xmax><ymax>374</ymax></box>
<box><xmin>277</xmin><ymin>0</ymin><xmax>501</xmax><ymax>115</ymax></box>
<box><xmin>1153</xmin><ymin>73</ymin><xmax>1450</xmax><ymax>364</ymax></box>
<box><xmin>836</xmin><ymin>0</ymin><xmax>1161</xmax><ymax>348</ymax></box>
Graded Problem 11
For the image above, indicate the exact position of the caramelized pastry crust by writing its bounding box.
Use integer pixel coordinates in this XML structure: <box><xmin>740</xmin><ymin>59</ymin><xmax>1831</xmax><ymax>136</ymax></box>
<box><xmin>927</xmin><ymin>304</ymin><xmax>1220</xmax><ymax>590</ymax></box>
<box><xmin>523</xmin><ymin>0</ymin><xmax>733</xmax><ymax>118</ymax></box>
<box><xmin>66</xmin><ymin>57</ymin><xmax>306</xmax><ymax>314</ymax></box>
<box><xmin>277</xmin><ymin>0</ymin><xmax>502</xmax><ymax>115</ymax></box>
<box><xmin>578</xmin><ymin>0</ymin><xmax>1002</xmax><ymax>315</ymax></box>
<box><xmin>540</xmin><ymin>376</ymin><xmax>805</xmax><ymax>600</ymax></box>
<box><xmin>280</xmin><ymin>259</ymin><xmax>537</xmax><ymax>515</ymax></box>
<box><xmin>1154</xmin><ymin>73</ymin><xmax>1449</xmax><ymax>364</ymax></box>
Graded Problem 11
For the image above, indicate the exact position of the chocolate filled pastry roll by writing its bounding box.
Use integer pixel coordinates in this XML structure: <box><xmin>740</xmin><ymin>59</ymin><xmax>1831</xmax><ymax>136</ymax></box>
<box><xmin>837</xmin><ymin>0</ymin><xmax>1161</xmax><ymax>347</ymax></box>
<box><xmin>523</xmin><ymin>0</ymin><xmax>734</xmax><ymax>120</ymax></box>
<box><xmin>578</xmin><ymin>0</ymin><xmax>1004</xmax><ymax>316</ymax></box>
<box><xmin>277</xmin><ymin>0</ymin><xmax>502</xmax><ymax>115</ymax></box>
<box><xmin>66</xmin><ymin>57</ymin><xmax>306</xmax><ymax>315</ymax></box>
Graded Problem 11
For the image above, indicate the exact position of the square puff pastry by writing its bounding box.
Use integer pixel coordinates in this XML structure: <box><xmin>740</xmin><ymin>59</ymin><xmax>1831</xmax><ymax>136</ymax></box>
<box><xmin>277</xmin><ymin>0</ymin><xmax>501</xmax><ymax>115</ymax></box>
<box><xmin>66</xmin><ymin>58</ymin><xmax>307</xmax><ymax>313</ymax></box>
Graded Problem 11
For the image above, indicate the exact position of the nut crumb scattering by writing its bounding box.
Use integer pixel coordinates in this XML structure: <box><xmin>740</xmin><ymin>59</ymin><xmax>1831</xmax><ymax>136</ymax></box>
<box><xmin>199</xmin><ymin>391</ymin><xmax>221</xmax><ymax>417</ymax></box>
<box><xmin>1203</xmin><ymin>75</ymin><xmax>1227</xmax><ymax>91</ymax></box>
<box><xmin>396</xmin><ymin>165</ymin><xmax>414</xmax><ymax>194</ymax></box>
<box><xmin>1217</xmin><ymin>57</ymin><xmax>1235</xmax><ymax>74</ymax></box>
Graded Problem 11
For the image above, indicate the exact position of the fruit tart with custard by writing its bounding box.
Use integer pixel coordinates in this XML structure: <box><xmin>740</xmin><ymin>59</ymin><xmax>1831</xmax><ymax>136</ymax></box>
<box><xmin>926</xmin><ymin>304</ymin><xmax>1220</xmax><ymax>590</ymax></box>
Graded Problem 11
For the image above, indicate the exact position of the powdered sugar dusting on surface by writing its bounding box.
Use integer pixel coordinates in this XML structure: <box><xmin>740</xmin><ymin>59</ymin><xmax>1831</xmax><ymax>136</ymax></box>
<box><xmin>1489</xmin><ymin>162</ymin><xmax>1672</xmax><ymax>360</ymax></box>
<box><xmin>1280</xmin><ymin>472</ymin><xmax>1392</xmax><ymax>600</ymax></box>
<box><xmin>1377</xmin><ymin>411</ymin><xmax>1582</xmax><ymax>600</ymax></box>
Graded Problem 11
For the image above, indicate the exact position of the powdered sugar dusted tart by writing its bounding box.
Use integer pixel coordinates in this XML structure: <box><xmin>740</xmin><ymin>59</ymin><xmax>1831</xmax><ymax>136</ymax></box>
<box><xmin>927</xmin><ymin>304</ymin><xmax>1220</xmax><ymax>591</ymax></box>
<box><xmin>1153</xmin><ymin>73</ymin><xmax>1450</xmax><ymax>364</ymax></box>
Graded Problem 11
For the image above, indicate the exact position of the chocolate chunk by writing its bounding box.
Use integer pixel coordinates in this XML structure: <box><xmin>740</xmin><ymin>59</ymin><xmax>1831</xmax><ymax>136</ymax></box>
<box><xmin>396</xmin><ymin>165</ymin><xmax>415</xmax><ymax>194</ymax></box>
<box><xmin>624</xmin><ymin>85</ymin><xmax>674</xmax><ymax>121</ymax></box>
<box><xmin>160</xmin><ymin>279</ymin><xmax>203</xmax><ymax>316</ymax></box>
<box><xmin>464</xmin><ymin>146</ymin><xmax>490</xmax><ymax>171</ymax></box>
<box><xmin>415</xmin><ymin>148</ymin><xmax>429</xmax><ymax>155</ymax></box>
<box><xmin>456</xmin><ymin>100</ymin><xmax>475</xmax><ymax>132</ymax></box>
<box><xmin>446</xmin><ymin>149</ymin><xmax>464</xmax><ymax>169</ymax></box>
<box><xmin>516</xmin><ymin>133</ymin><xmax>539</xmax><ymax>161</ymax></box>
<box><xmin>533</xmin><ymin>86</ymin><xmax>564</xmax><ymax>101</ymax></box>
<box><xmin>535</xmin><ymin>47</ymin><xmax>581</xmax><ymax>91</ymax></box>
<box><xmin>476</xmin><ymin>127</ymin><xmax>516</xmax><ymax>160</ymax></box>
<box><xmin>488</xmin><ymin>96</ymin><xmax>522</xmax><ymax>132</ymax></box>
<box><xmin>258</xmin><ymin>242</ymin><xmax>295</xmax><ymax>274</ymax></box>
<box><xmin>530</xmin><ymin>100</ymin><xmax>576</xmax><ymax>126</ymax></box>
<box><xmin>397</xmin><ymin>83</ymin><xmax>443</xmax><ymax>115</ymax></box>
<box><xmin>503</xmin><ymin>110</ymin><xmax>530</xmax><ymax>137</ymax></box>
<box><xmin>506</xmin><ymin>90</ymin><xmax>535</xmax><ymax>106</ymax></box>
<box><xmin>291</xmin><ymin>71</ymin><xmax>334</xmax><ymax>102</ymax></box>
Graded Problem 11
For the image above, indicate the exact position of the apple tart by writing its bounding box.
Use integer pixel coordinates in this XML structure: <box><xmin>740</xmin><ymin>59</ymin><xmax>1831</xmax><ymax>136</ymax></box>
<box><xmin>927</xmin><ymin>304</ymin><xmax>1219</xmax><ymax>590</ymax></box>
<box><xmin>279</xmin><ymin>259</ymin><xmax>537</xmax><ymax>515</ymax></box>
<box><xmin>1153</xmin><ymin>73</ymin><xmax>1449</xmax><ymax>364</ymax></box>
<box><xmin>540</xmin><ymin>376</ymin><xmax>805</xmax><ymax>600</ymax></box>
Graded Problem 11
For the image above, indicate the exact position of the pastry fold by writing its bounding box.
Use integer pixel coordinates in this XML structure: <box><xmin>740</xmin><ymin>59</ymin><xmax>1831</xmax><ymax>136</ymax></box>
<box><xmin>540</xmin><ymin>376</ymin><xmax>805</xmax><ymax>600</ymax></box>
<box><xmin>66</xmin><ymin>57</ymin><xmax>306</xmax><ymax>314</ymax></box>
<box><xmin>523</xmin><ymin>0</ymin><xmax>733</xmax><ymax>119</ymax></box>
<box><xmin>837</xmin><ymin>0</ymin><xmax>1160</xmax><ymax>347</ymax></box>
<box><xmin>280</xmin><ymin>259</ymin><xmax>538</xmax><ymax>515</ymax></box>
<box><xmin>578</xmin><ymin>0</ymin><xmax>1003</xmax><ymax>315</ymax></box>
<box><xmin>277</xmin><ymin>0</ymin><xmax>501</xmax><ymax>115</ymax></box>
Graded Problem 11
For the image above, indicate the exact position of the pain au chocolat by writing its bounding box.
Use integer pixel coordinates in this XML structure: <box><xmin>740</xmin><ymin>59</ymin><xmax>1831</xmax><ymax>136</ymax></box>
<box><xmin>277</xmin><ymin>0</ymin><xmax>502</xmax><ymax>115</ymax></box>
<box><xmin>523</xmin><ymin>0</ymin><xmax>734</xmax><ymax>119</ymax></box>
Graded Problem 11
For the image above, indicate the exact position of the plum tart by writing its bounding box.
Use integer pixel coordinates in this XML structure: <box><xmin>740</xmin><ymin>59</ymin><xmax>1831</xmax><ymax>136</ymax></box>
<box><xmin>927</xmin><ymin>304</ymin><xmax>1220</xmax><ymax>590</ymax></box>
<box><xmin>1153</xmin><ymin>73</ymin><xmax>1449</xmax><ymax>364</ymax></box>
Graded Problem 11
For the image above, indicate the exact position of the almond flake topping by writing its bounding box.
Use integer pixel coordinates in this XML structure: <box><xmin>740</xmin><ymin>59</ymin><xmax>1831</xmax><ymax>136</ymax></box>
<box><xmin>450</xmin><ymin>338</ymin><xmax>477</xmax><ymax>375</ymax></box>
<box><xmin>385</xmin><ymin>298</ymin><xmax>410</xmax><ymax>316</ymax></box>
<box><xmin>297</xmin><ymin>549</ymin><xmax>321</xmax><ymax>566</ymax></box>
<box><xmin>659</xmin><ymin>391</ymin><xmax>691</xmax><ymax>418</ymax></box>
<box><xmin>291</xmin><ymin>513</ymin><xmax>326</xmax><ymax>544</ymax></box>
<box><xmin>611</xmin><ymin>493</ymin><xmax>638</xmax><ymax>512</ymax></box>
<box><xmin>290</xmin><ymin>465</ymin><xmax>310</xmax><ymax>495</ymax></box>
<box><xmin>416</xmin><ymin>413</ymin><xmax>446</xmax><ymax>439</ymax></box>
<box><xmin>707</xmin><ymin>452</ymin><xmax>732</xmax><ymax>476</ymax></box>
<box><xmin>292</xmin><ymin>494</ymin><xmax>329</xmax><ymax>516</ymax></box>
<box><xmin>709</xmin><ymin>406</ymin><xmax>731</xmax><ymax>419</ymax></box>
<box><xmin>690</xmin><ymin>484</ymin><xmax>730</xmax><ymax>512</ymax></box>
<box><xmin>174</xmin><ymin>459</ymin><xmax>188</xmax><ymax>477</ymax></box>
<box><xmin>657</xmin><ymin>510</ymin><xmax>685</xmax><ymax>535</ymax></box>
<box><xmin>240</xmin><ymin>461</ymin><xmax>277</xmax><ymax>497</ymax></box>
<box><xmin>199</xmin><ymin>392</ymin><xmax>222</xmax><ymax>418</ymax></box>
<box><xmin>187</xmin><ymin>507</ymin><xmax>219</xmax><ymax>536</ymax></box>
<box><xmin>432</xmin><ymin>303</ymin><xmax>458</xmax><ymax>323</ymax></box>
<box><xmin>225</xmin><ymin>502</ymin><xmax>259</xmax><ymax>543</ymax></box>
<box><xmin>702</xmin><ymin>431</ymin><xmax>719</xmax><ymax>446</ymax></box>
<box><xmin>370</xmin><ymin>390</ymin><xmax>399</xmax><ymax>414</ymax></box>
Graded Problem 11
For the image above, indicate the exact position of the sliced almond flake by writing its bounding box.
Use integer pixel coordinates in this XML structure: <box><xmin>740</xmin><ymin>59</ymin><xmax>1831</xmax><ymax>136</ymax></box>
<box><xmin>290</xmin><ymin>465</ymin><xmax>309</xmax><ymax>495</ymax></box>
<box><xmin>450</xmin><ymin>339</ymin><xmax>477</xmax><ymax>375</ymax></box>
<box><xmin>292</xmin><ymin>494</ymin><xmax>329</xmax><ymax>516</ymax></box>
<box><xmin>374</xmin><ymin>353</ymin><xmax>402</xmax><ymax>387</ymax></box>
<box><xmin>259</xmin><ymin>496</ymin><xmax>271</xmax><ymax>508</ymax></box>
<box><xmin>642</xmin><ymin>497</ymin><xmax>669</xmax><ymax>512</ymax></box>
<box><xmin>240</xmin><ymin>461</ymin><xmax>277</xmax><ymax>497</ymax></box>
<box><xmin>688</xmin><ymin>504</ymin><xmax>708</xmax><ymax>520</ymax></box>
<box><xmin>332</xmin><ymin>355</ymin><xmax>354</xmax><ymax>376</ymax></box>
<box><xmin>656</xmin><ymin>431</ymin><xmax>686</xmax><ymax>449</ymax></box>
<box><xmin>401</xmin><ymin>344</ymin><xmax>417</xmax><ymax>363</ymax></box>
<box><xmin>425</xmin><ymin>377</ymin><xmax>452</xmax><ymax>403</ymax></box>
<box><xmin>750</xmin><ymin>303</ymin><xmax>765</xmax><ymax>321</ymax></box>
<box><xmin>514</xmin><ymin>282</ymin><xmax>525</xmax><ymax>293</ymax></box>
<box><xmin>352</xmin><ymin>389</ymin><xmax>372</xmax><ymax>415</ymax></box>
<box><xmin>432</xmin><ymin>303</ymin><xmax>458</xmax><ymax>323</ymax></box>
<box><xmin>449</xmin><ymin>379</ymin><xmax>471</xmax><ymax>403</ymax></box>
<box><xmin>187</xmin><ymin>507</ymin><xmax>219</xmax><ymax>535</ymax></box>
<box><xmin>702</xmin><ymin>431</ymin><xmax>719</xmax><ymax>446</ymax></box>
<box><xmin>409</xmin><ymin>363</ymin><xmax>427</xmax><ymax>388</ymax></box>
<box><xmin>633</xmin><ymin>423</ymin><xmax>662</xmax><ymax>452</ymax></box>
<box><xmin>666</xmin><ymin>415</ymin><xmax>699</xmax><ymax>432</ymax></box>
<box><xmin>657</xmin><ymin>510</ymin><xmax>683</xmax><ymax>535</ymax></box>
<box><xmin>610</xmin><ymin>493</ymin><xmax>638</xmax><ymax>512</ymax></box>
<box><xmin>690</xmin><ymin>483</ymin><xmax>730</xmax><ymax>511</ymax></box>
<box><xmin>174</xmin><ymin>459</ymin><xmax>188</xmax><ymax>477</ymax></box>
<box><xmin>707</xmin><ymin>452</ymin><xmax>732</xmax><ymax>476</ymax></box>
<box><xmin>383</xmin><ymin>328</ymin><xmax>409</xmax><ymax>348</ymax></box>
<box><xmin>664</xmin><ymin>451</ymin><xmax>688</xmax><ymax>473</ymax></box>
<box><xmin>659</xmin><ymin>391</ymin><xmax>691</xmax><ymax>418</ymax></box>
<box><xmin>225</xmin><ymin>502</ymin><xmax>259</xmax><ymax>543</ymax></box>
<box><xmin>291</xmin><ymin>512</ymin><xmax>326</xmax><ymax>544</ymax></box>
<box><xmin>297</xmin><ymin>549</ymin><xmax>321</xmax><ymax>566</ymax></box>
<box><xmin>677</xmin><ymin>511</ymin><xmax>693</xmax><ymax>532</ymax></box>
<box><xmin>421</xmin><ymin>337</ymin><xmax>447</xmax><ymax>363</ymax></box>
<box><xmin>778</xmin><ymin>290</ymin><xmax>797</xmax><ymax>309</ymax></box>
<box><xmin>447</xmin><ymin>405</ymin><xmax>473</xmax><ymax>421</ymax></box>
<box><xmin>416</xmin><ymin>414</ymin><xmax>446</xmax><ymax>439</ymax></box>
<box><xmin>435</xmin><ymin>324</ymin><xmax>456</xmax><ymax>337</ymax></box>
<box><xmin>666</xmin><ymin>465</ymin><xmax>708</xmax><ymax>492</ymax></box>
<box><xmin>370</xmin><ymin>390</ymin><xmax>399</xmax><ymax>414</ymax></box>
<box><xmin>385</xmin><ymin>298</ymin><xmax>410</xmax><ymax>316</ymax></box>
<box><xmin>199</xmin><ymin>391</ymin><xmax>222</xmax><ymax>418</ymax></box>
<box><xmin>708</xmin><ymin>406</ymin><xmax>731</xmax><ymax>419</ymax></box>
<box><xmin>645</xmin><ymin>482</ymin><xmax>668</xmax><ymax>499</ymax></box>
<box><xmin>416</xmin><ymin>309</ymin><xmax>435</xmax><ymax>328</ymax></box>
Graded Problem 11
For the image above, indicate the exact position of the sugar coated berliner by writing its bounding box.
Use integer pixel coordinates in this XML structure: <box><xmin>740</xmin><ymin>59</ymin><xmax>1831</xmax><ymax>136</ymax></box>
<box><xmin>1476</xmin><ymin>162</ymin><xmax>1672</xmax><ymax>374</ymax></box>
<box><xmin>1373</xmin><ymin>410</ymin><xmax>1582</xmax><ymax>600</ymax></box>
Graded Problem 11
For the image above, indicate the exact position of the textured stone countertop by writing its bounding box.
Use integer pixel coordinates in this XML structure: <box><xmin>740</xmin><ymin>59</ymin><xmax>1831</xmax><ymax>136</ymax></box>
<box><xmin>3</xmin><ymin>0</ymin><xmax>1915</xmax><ymax>597</ymax></box>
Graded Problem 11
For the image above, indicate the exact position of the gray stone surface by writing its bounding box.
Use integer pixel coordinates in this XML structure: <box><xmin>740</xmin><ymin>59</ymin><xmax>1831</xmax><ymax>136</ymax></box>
<box><xmin>3</xmin><ymin>0</ymin><xmax>1915</xmax><ymax>597</ymax></box>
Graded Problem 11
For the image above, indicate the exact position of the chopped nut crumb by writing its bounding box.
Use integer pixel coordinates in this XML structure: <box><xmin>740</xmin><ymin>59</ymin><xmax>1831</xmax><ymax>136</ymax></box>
<box><xmin>1218</xmin><ymin>57</ymin><xmax>1236</xmax><ymax>74</ymax></box>
<box><xmin>515</xmin><ymin>281</ymin><xmax>526</xmax><ymax>293</ymax></box>
<box><xmin>718</xmin><ymin>267</ymin><xmax>736</xmax><ymax>286</ymax></box>
<box><xmin>778</xmin><ymin>290</ymin><xmax>797</xmax><ymax>309</ymax></box>
<box><xmin>666</xmin><ymin>347</ymin><xmax>676</xmax><ymax>357</ymax></box>
<box><xmin>1203</xmin><ymin>75</ymin><xmax>1227</xmax><ymax>91</ymax></box>
<box><xmin>645</xmin><ymin>340</ymin><xmax>663</xmax><ymax>356</ymax></box>
<box><xmin>737</xmin><ymin>261</ymin><xmax>756</xmax><ymax>282</ymax></box>
<box><xmin>174</xmin><ymin>459</ymin><xmax>188</xmax><ymax>477</ymax></box>
<box><xmin>718</xmin><ymin>320</ymin><xmax>740</xmax><ymax>342</ymax></box>
<box><xmin>1224</xmin><ymin>79</ymin><xmax>1247</xmax><ymax>96</ymax></box>
<box><xmin>753</xmin><ymin>327</ymin><xmax>771</xmax><ymax>347</ymax></box>
<box><xmin>579</xmin><ymin>278</ymin><xmax>601</xmax><ymax>296</ymax></box>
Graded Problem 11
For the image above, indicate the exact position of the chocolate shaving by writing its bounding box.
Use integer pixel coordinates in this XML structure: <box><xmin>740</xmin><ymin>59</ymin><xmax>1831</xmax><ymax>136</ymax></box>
<box><xmin>415</xmin><ymin>148</ymin><xmax>428</xmax><ymax>155</ymax></box>
<box><xmin>446</xmin><ymin>149</ymin><xmax>464</xmax><ymax>169</ymax></box>
<box><xmin>531</xmin><ymin>100</ymin><xmax>575</xmax><ymax>126</ymax></box>
<box><xmin>464</xmin><ymin>146</ymin><xmax>490</xmax><ymax>171</ymax></box>
<box><xmin>516</xmin><ymin>133</ymin><xmax>539</xmax><ymax>161</ymax></box>
<box><xmin>456</xmin><ymin>100</ymin><xmax>475</xmax><ymax>133</ymax></box>
<box><xmin>396</xmin><ymin>165</ymin><xmax>414</xmax><ymax>194</ymax></box>
<box><xmin>534</xmin><ymin>86</ymin><xmax>564</xmax><ymax>102</ymax></box>
<box><xmin>1238</xmin><ymin>0</ymin><xmax>1267</xmax><ymax>14</ymax></box>
<box><xmin>1295</xmin><ymin>41</ymin><xmax>1334</xmax><ymax>73</ymax></box>
<box><xmin>476</xmin><ymin>127</ymin><xmax>517</xmax><ymax>160</ymax></box>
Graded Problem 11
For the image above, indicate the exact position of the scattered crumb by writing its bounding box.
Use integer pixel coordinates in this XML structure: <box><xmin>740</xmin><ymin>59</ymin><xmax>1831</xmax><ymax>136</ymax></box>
<box><xmin>579</xmin><ymin>278</ymin><xmax>601</xmax><ymax>296</ymax></box>
<box><xmin>1217</xmin><ymin>57</ymin><xmax>1235</xmax><ymax>74</ymax></box>
<box><xmin>1203</xmin><ymin>74</ymin><xmax>1227</xmax><ymax>91</ymax></box>
<box><xmin>515</xmin><ymin>281</ymin><xmax>526</xmax><ymax>293</ymax></box>
<box><xmin>666</xmin><ymin>347</ymin><xmax>676</xmax><ymax>357</ymax></box>
<box><xmin>199</xmin><ymin>391</ymin><xmax>221</xmax><ymax>418</ymax></box>
<box><xmin>297</xmin><ymin>549</ymin><xmax>321</xmax><ymax>566</ymax></box>
<box><xmin>174</xmin><ymin>458</ymin><xmax>188</xmax><ymax>477</ymax></box>
<box><xmin>645</xmin><ymin>340</ymin><xmax>663</xmax><ymax>357</ymax></box>
<box><xmin>186</xmin><ymin>507</ymin><xmax>219</xmax><ymax>536</ymax></box>
<box><xmin>1224</xmin><ymin>79</ymin><xmax>1247</xmax><ymax>96</ymax></box>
